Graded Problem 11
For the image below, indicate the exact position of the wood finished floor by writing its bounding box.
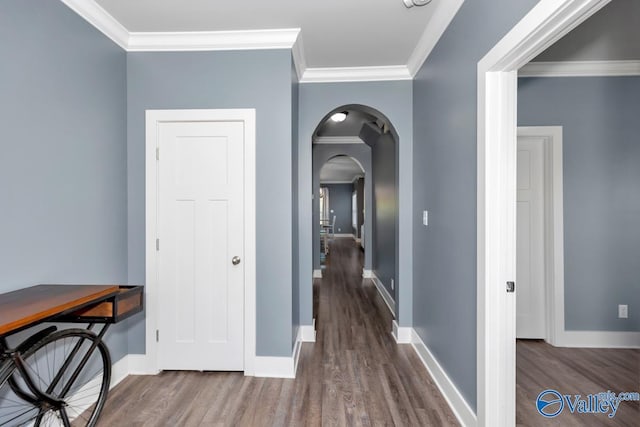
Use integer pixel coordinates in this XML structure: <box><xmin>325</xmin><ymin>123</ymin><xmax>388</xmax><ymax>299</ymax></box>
<box><xmin>516</xmin><ymin>339</ymin><xmax>639</xmax><ymax>426</ymax></box>
<box><xmin>98</xmin><ymin>238</ymin><xmax>459</xmax><ymax>426</ymax></box>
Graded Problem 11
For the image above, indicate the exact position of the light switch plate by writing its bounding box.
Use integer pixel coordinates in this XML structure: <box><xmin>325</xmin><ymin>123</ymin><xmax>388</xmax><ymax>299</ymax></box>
<box><xmin>423</xmin><ymin>210</ymin><xmax>428</xmax><ymax>226</ymax></box>
<box><xmin>618</xmin><ymin>304</ymin><xmax>628</xmax><ymax>319</ymax></box>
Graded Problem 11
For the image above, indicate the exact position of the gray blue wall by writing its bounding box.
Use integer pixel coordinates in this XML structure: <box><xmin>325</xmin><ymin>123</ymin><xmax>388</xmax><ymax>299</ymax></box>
<box><xmin>300</xmin><ymin>82</ymin><xmax>413</xmax><ymax>329</ymax></box>
<box><xmin>323</xmin><ymin>184</ymin><xmax>354</xmax><ymax>235</ymax></box>
<box><xmin>126</xmin><ymin>50</ymin><xmax>295</xmax><ymax>357</ymax></box>
<box><xmin>518</xmin><ymin>76</ymin><xmax>640</xmax><ymax>332</ymax></box>
<box><xmin>291</xmin><ymin>57</ymin><xmax>300</xmax><ymax>348</ymax></box>
<box><xmin>0</xmin><ymin>0</ymin><xmax>129</xmax><ymax>360</ymax></box>
<box><xmin>412</xmin><ymin>0</ymin><xmax>540</xmax><ymax>411</ymax></box>
<box><xmin>371</xmin><ymin>133</ymin><xmax>397</xmax><ymax>298</ymax></box>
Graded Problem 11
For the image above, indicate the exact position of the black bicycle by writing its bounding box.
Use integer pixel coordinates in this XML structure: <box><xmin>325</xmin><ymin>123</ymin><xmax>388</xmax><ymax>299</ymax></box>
<box><xmin>0</xmin><ymin>284</ymin><xmax>143</xmax><ymax>427</ymax></box>
<box><xmin>0</xmin><ymin>326</ymin><xmax>111</xmax><ymax>426</ymax></box>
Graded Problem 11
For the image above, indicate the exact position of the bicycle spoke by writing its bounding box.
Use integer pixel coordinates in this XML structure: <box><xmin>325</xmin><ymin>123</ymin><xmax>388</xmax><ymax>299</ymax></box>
<box><xmin>0</xmin><ymin>405</ymin><xmax>38</xmax><ymax>426</ymax></box>
<box><xmin>1</xmin><ymin>329</ymin><xmax>110</xmax><ymax>427</ymax></box>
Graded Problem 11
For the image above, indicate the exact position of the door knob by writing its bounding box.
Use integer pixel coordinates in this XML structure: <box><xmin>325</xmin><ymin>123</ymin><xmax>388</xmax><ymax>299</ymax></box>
<box><xmin>232</xmin><ymin>256</ymin><xmax>241</xmax><ymax>265</ymax></box>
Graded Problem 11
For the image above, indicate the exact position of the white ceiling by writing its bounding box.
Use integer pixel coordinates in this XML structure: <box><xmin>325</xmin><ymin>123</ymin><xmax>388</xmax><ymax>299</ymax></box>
<box><xmin>94</xmin><ymin>0</ymin><xmax>444</xmax><ymax>69</ymax></box>
<box><xmin>533</xmin><ymin>0</ymin><xmax>640</xmax><ymax>62</ymax></box>
<box><xmin>320</xmin><ymin>156</ymin><xmax>364</xmax><ymax>183</ymax></box>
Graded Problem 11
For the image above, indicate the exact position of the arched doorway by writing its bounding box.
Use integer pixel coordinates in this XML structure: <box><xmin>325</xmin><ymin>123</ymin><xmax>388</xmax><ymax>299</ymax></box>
<box><xmin>311</xmin><ymin>105</ymin><xmax>399</xmax><ymax>320</ymax></box>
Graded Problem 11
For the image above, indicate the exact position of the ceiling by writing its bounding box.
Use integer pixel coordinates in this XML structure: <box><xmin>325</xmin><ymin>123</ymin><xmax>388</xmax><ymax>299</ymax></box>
<box><xmin>320</xmin><ymin>156</ymin><xmax>364</xmax><ymax>183</ymax></box>
<box><xmin>314</xmin><ymin>109</ymin><xmax>379</xmax><ymax>140</ymax></box>
<box><xmin>93</xmin><ymin>0</ymin><xmax>446</xmax><ymax>69</ymax></box>
<box><xmin>533</xmin><ymin>0</ymin><xmax>640</xmax><ymax>62</ymax></box>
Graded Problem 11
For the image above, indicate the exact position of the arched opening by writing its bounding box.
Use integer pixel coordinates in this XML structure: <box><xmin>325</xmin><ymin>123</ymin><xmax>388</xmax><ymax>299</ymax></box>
<box><xmin>318</xmin><ymin>155</ymin><xmax>366</xmax><ymax>267</ymax></box>
<box><xmin>311</xmin><ymin>104</ymin><xmax>400</xmax><ymax>320</ymax></box>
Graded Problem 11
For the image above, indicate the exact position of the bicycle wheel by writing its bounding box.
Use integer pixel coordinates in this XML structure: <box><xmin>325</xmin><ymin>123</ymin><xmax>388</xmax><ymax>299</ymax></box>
<box><xmin>0</xmin><ymin>328</ymin><xmax>111</xmax><ymax>427</ymax></box>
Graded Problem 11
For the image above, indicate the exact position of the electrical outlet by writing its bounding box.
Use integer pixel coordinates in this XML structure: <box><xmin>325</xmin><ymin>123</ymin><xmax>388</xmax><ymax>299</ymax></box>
<box><xmin>391</xmin><ymin>279</ymin><xmax>394</xmax><ymax>290</ymax></box>
<box><xmin>618</xmin><ymin>304</ymin><xmax>628</xmax><ymax>319</ymax></box>
<box><xmin>338</xmin><ymin>227</ymin><xmax>341</xmax><ymax>232</ymax></box>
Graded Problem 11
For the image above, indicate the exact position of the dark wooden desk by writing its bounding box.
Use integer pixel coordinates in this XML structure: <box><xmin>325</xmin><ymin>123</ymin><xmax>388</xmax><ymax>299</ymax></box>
<box><xmin>0</xmin><ymin>285</ymin><xmax>119</xmax><ymax>337</ymax></box>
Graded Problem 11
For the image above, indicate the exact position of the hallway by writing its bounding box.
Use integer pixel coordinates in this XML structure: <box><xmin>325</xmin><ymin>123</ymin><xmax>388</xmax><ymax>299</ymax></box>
<box><xmin>97</xmin><ymin>238</ymin><xmax>458</xmax><ymax>426</ymax></box>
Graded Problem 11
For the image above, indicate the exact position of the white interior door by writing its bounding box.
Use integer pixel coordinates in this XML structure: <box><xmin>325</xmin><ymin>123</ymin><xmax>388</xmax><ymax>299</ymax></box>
<box><xmin>516</xmin><ymin>136</ymin><xmax>546</xmax><ymax>339</ymax></box>
<box><xmin>158</xmin><ymin>120</ymin><xmax>244</xmax><ymax>371</ymax></box>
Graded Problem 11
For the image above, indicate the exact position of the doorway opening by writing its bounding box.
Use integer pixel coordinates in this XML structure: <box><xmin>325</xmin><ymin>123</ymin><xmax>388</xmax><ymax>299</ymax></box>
<box><xmin>477</xmin><ymin>0</ymin><xmax>640</xmax><ymax>425</ymax></box>
<box><xmin>311</xmin><ymin>104</ymin><xmax>400</xmax><ymax>322</ymax></box>
<box><xmin>318</xmin><ymin>155</ymin><xmax>365</xmax><ymax>267</ymax></box>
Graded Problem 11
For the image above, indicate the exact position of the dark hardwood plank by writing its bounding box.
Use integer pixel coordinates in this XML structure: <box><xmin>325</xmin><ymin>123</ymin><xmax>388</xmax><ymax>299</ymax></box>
<box><xmin>516</xmin><ymin>339</ymin><xmax>639</xmax><ymax>427</ymax></box>
<box><xmin>98</xmin><ymin>238</ymin><xmax>458</xmax><ymax>426</ymax></box>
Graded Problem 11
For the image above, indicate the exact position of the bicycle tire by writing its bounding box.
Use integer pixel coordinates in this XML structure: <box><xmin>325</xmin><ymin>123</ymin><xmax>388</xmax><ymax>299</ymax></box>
<box><xmin>0</xmin><ymin>328</ymin><xmax>111</xmax><ymax>427</ymax></box>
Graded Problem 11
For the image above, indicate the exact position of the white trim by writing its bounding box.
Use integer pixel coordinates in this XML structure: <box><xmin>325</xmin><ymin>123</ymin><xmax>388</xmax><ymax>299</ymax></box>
<box><xmin>300</xmin><ymin>66</ymin><xmax>412</xmax><ymax>83</ymax></box>
<box><xmin>313</xmin><ymin>269</ymin><xmax>323</xmax><ymax>279</ymax></box>
<box><xmin>127</xmin><ymin>354</ymin><xmax>153</xmax><ymax>375</ymax></box>
<box><xmin>332</xmin><ymin>233</ymin><xmax>355</xmax><ymax>238</ymax></box>
<box><xmin>300</xmin><ymin>319</ymin><xmax>317</xmax><ymax>342</ymax></box>
<box><xmin>519</xmin><ymin>60</ymin><xmax>640</xmax><ymax>77</ymax></box>
<box><xmin>313</xmin><ymin>136</ymin><xmax>364</xmax><ymax>145</ymax></box>
<box><xmin>291</xmin><ymin>34</ymin><xmax>307</xmax><ymax>81</ymax></box>
<box><xmin>254</xmin><ymin>356</ymin><xmax>296</xmax><ymax>378</ymax></box>
<box><xmin>392</xmin><ymin>320</ymin><xmax>412</xmax><ymax>344</ymax></box>
<box><xmin>319</xmin><ymin>181</ymin><xmax>358</xmax><ymax>185</ymax></box>
<box><xmin>362</xmin><ymin>269</ymin><xmax>373</xmax><ymax>278</ymax></box>
<box><xmin>555</xmin><ymin>331</ymin><xmax>640</xmax><ymax>348</ymax></box>
<box><xmin>517</xmin><ymin>127</ymin><xmax>565</xmax><ymax>346</ymax></box>
<box><xmin>60</xmin><ymin>0</ymin><xmax>129</xmax><ymax>49</ymax></box>
<box><xmin>254</xmin><ymin>329</ymin><xmax>302</xmax><ymax>378</ymax></box>
<box><xmin>109</xmin><ymin>355</ymin><xmax>130</xmax><ymax>390</ymax></box>
<box><xmin>371</xmin><ymin>272</ymin><xmax>396</xmax><ymax>316</ymax></box>
<box><xmin>127</xmin><ymin>28</ymin><xmax>301</xmax><ymax>52</ymax></box>
<box><xmin>411</xmin><ymin>330</ymin><xmax>477</xmax><ymax>427</ymax></box>
<box><xmin>61</xmin><ymin>0</ymin><xmax>463</xmax><ymax>83</ymax></box>
<box><xmin>406</xmin><ymin>0</ymin><xmax>465</xmax><ymax>76</ymax></box>
<box><xmin>144</xmin><ymin>109</ymin><xmax>257</xmax><ymax>376</ymax></box>
<box><xmin>477</xmin><ymin>1</ymin><xmax>612</xmax><ymax>425</ymax></box>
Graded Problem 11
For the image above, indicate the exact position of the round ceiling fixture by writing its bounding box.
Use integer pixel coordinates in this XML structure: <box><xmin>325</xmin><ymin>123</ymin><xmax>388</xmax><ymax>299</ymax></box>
<box><xmin>330</xmin><ymin>112</ymin><xmax>348</xmax><ymax>122</ymax></box>
<box><xmin>403</xmin><ymin>0</ymin><xmax>432</xmax><ymax>8</ymax></box>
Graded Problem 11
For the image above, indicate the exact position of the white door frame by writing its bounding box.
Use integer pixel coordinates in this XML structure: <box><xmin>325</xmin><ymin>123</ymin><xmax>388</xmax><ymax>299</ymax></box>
<box><xmin>476</xmin><ymin>1</ymin><xmax>610</xmax><ymax>425</ymax></box>
<box><xmin>144</xmin><ymin>109</ymin><xmax>256</xmax><ymax>376</ymax></box>
<box><xmin>517</xmin><ymin>126</ymin><xmax>565</xmax><ymax>345</ymax></box>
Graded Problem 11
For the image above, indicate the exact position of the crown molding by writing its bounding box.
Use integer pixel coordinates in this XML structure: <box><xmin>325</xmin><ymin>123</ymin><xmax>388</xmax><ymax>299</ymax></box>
<box><xmin>60</xmin><ymin>0</ymin><xmax>129</xmax><ymax>49</ymax></box>
<box><xmin>300</xmin><ymin>66</ymin><xmax>412</xmax><ymax>83</ymax></box>
<box><xmin>61</xmin><ymin>0</ymin><xmax>465</xmax><ymax>82</ymax></box>
<box><xmin>313</xmin><ymin>136</ymin><xmax>364</xmax><ymax>145</ymax></box>
<box><xmin>407</xmin><ymin>0</ymin><xmax>464</xmax><ymax>76</ymax></box>
<box><xmin>127</xmin><ymin>28</ymin><xmax>301</xmax><ymax>52</ymax></box>
<box><xmin>519</xmin><ymin>60</ymin><xmax>640</xmax><ymax>77</ymax></box>
<box><xmin>291</xmin><ymin>35</ymin><xmax>307</xmax><ymax>81</ymax></box>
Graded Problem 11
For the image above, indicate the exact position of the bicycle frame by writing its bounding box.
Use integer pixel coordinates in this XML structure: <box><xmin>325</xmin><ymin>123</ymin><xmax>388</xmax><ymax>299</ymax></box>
<box><xmin>0</xmin><ymin>323</ymin><xmax>110</xmax><ymax>415</ymax></box>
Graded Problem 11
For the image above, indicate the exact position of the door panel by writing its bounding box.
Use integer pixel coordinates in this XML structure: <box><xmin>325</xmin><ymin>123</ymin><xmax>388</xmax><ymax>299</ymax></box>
<box><xmin>516</xmin><ymin>136</ymin><xmax>546</xmax><ymax>339</ymax></box>
<box><xmin>158</xmin><ymin>121</ymin><xmax>244</xmax><ymax>371</ymax></box>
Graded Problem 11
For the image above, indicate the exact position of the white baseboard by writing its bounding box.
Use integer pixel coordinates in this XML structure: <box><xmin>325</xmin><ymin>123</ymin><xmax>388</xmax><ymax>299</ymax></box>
<box><xmin>300</xmin><ymin>319</ymin><xmax>316</xmax><ymax>342</ymax></box>
<box><xmin>254</xmin><ymin>355</ymin><xmax>296</xmax><ymax>378</ymax></box>
<box><xmin>313</xmin><ymin>269</ymin><xmax>323</xmax><ymax>279</ymax></box>
<box><xmin>370</xmin><ymin>272</ymin><xmax>396</xmax><ymax>316</ymax></box>
<box><xmin>127</xmin><ymin>353</ymin><xmax>157</xmax><ymax>375</ymax></box>
<box><xmin>333</xmin><ymin>233</ymin><xmax>355</xmax><ymax>238</ymax></box>
<box><xmin>555</xmin><ymin>331</ymin><xmax>640</xmax><ymax>349</ymax></box>
<box><xmin>392</xmin><ymin>320</ymin><xmax>412</xmax><ymax>344</ymax></box>
<box><xmin>362</xmin><ymin>269</ymin><xmax>373</xmax><ymax>278</ymax></box>
<box><xmin>110</xmin><ymin>354</ymin><xmax>132</xmax><ymax>388</ymax></box>
<box><xmin>411</xmin><ymin>330</ymin><xmax>476</xmax><ymax>427</ymax></box>
<box><xmin>255</xmin><ymin>327</ymin><xmax>304</xmax><ymax>378</ymax></box>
